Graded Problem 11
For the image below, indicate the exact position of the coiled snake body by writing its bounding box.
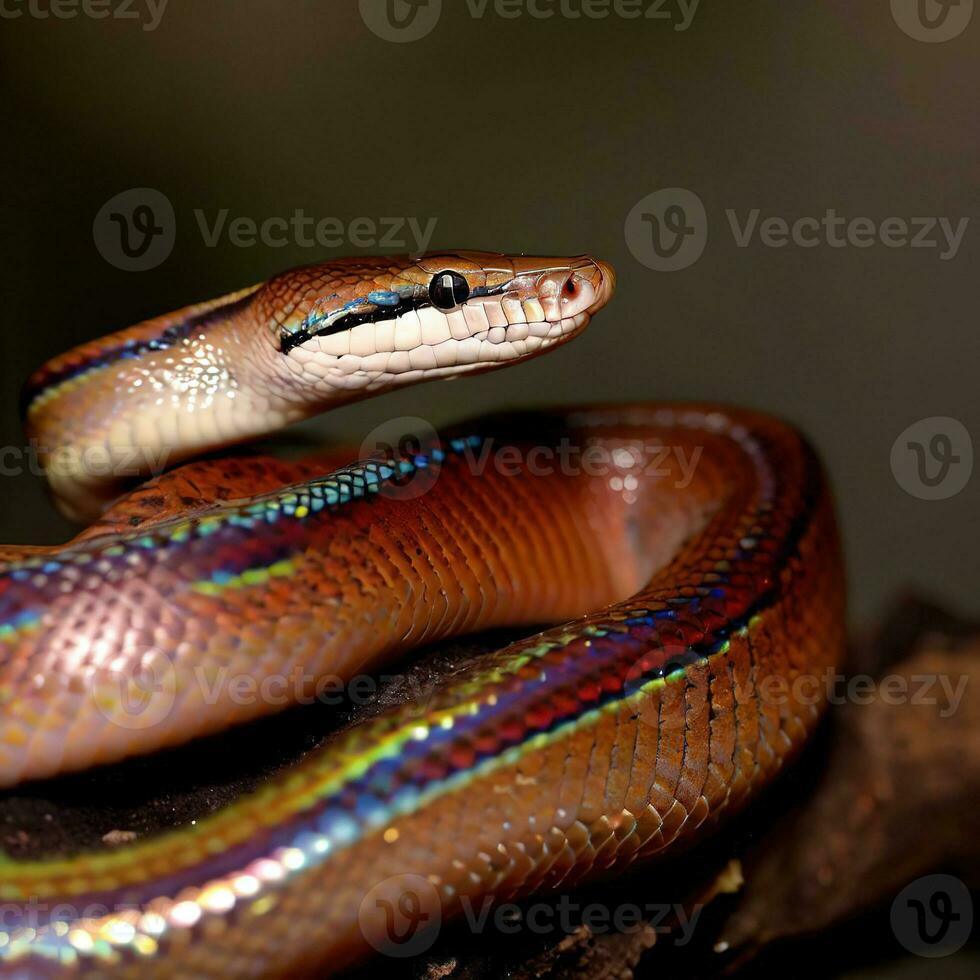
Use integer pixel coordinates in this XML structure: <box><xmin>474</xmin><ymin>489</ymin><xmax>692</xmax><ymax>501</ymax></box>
<box><xmin>0</xmin><ymin>253</ymin><xmax>845</xmax><ymax>976</ymax></box>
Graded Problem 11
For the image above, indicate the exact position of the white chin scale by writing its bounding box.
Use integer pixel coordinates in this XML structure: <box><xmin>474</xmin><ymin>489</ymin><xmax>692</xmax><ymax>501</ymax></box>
<box><xmin>286</xmin><ymin>298</ymin><xmax>591</xmax><ymax>393</ymax></box>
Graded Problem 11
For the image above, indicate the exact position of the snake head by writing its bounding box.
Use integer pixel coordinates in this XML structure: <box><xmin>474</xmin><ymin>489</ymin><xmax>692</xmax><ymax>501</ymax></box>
<box><xmin>21</xmin><ymin>251</ymin><xmax>613</xmax><ymax>521</ymax></box>
<box><xmin>272</xmin><ymin>251</ymin><xmax>615</xmax><ymax>395</ymax></box>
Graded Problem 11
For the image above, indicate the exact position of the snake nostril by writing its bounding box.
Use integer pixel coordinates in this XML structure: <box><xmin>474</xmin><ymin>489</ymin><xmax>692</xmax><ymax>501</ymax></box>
<box><xmin>563</xmin><ymin>277</ymin><xmax>578</xmax><ymax>298</ymax></box>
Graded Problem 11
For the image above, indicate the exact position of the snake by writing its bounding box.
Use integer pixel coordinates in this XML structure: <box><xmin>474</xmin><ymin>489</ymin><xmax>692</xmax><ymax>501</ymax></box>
<box><xmin>0</xmin><ymin>251</ymin><xmax>845</xmax><ymax>977</ymax></box>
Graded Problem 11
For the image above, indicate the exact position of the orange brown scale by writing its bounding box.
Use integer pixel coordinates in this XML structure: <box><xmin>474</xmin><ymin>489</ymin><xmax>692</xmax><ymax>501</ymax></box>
<box><xmin>0</xmin><ymin>405</ymin><xmax>844</xmax><ymax>976</ymax></box>
<box><xmin>0</xmin><ymin>253</ymin><xmax>843</xmax><ymax>978</ymax></box>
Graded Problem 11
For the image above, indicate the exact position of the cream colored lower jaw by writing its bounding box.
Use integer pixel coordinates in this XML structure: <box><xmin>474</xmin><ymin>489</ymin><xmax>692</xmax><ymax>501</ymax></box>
<box><xmin>287</xmin><ymin>310</ymin><xmax>589</xmax><ymax>394</ymax></box>
<box><xmin>304</xmin><ymin>300</ymin><xmax>553</xmax><ymax>359</ymax></box>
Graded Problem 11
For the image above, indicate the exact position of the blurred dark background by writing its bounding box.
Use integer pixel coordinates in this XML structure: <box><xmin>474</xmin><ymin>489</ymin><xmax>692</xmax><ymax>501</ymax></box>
<box><xmin>0</xmin><ymin>0</ymin><xmax>976</xmax><ymax>628</ymax></box>
<box><xmin>1</xmin><ymin>4</ymin><xmax>979</xmax><ymax>978</ymax></box>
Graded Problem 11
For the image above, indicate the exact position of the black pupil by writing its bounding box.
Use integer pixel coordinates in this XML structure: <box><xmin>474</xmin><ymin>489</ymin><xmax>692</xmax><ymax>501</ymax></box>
<box><xmin>429</xmin><ymin>271</ymin><xmax>470</xmax><ymax>310</ymax></box>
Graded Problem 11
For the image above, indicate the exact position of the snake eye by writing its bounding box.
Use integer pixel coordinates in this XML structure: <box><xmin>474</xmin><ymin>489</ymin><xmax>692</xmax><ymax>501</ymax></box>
<box><xmin>428</xmin><ymin>271</ymin><xmax>470</xmax><ymax>311</ymax></box>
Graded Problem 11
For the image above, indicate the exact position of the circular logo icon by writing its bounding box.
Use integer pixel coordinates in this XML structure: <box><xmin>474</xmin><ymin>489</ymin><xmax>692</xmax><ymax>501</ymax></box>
<box><xmin>359</xmin><ymin>416</ymin><xmax>442</xmax><ymax>501</ymax></box>
<box><xmin>891</xmin><ymin>0</ymin><xmax>973</xmax><ymax>42</ymax></box>
<box><xmin>890</xmin><ymin>417</ymin><xmax>973</xmax><ymax>500</ymax></box>
<box><xmin>92</xmin><ymin>652</ymin><xmax>177</xmax><ymax>731</ymax></box>
<box><xmin>891</xmin><ymin>874</ymin><xmax>973</xmax><ymax>957</ymax></box>
<box><xmin>625</xmin><ymin>188</ymin><xmax>708</xmax><ymax>272</ymax></box>
<box><xmin>93</xmin><ymin>188</ymin><xmax>176</xmax><ymax>272</ymax></box>
<box><xmin>359</xmin><ymin>0</ymin><xmax>442</xmax><ymax>43</ymax></box>
<box><xmin>358</xmin><ymin>873</ymin><xmax>442</xmax><ymax>958</ymax></box>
